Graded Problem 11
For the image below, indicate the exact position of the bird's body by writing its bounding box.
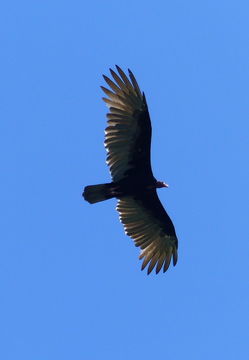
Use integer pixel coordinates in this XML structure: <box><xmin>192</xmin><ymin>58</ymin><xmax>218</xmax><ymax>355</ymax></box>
<box><xmin>83</xmin><ymin>66</ymin><xmax>178</xmax><ymax>274</ymax></box>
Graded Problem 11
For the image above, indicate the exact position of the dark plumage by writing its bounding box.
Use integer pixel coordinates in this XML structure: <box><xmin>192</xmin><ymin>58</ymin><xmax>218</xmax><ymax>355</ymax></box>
<box><xmin>83</xmin><ymin>66</ymin><xmax>178</xmax><ymax>274</ymax></box>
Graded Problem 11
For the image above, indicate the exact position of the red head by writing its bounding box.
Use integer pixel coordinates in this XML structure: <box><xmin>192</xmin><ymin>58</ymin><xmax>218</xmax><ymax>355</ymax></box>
<box><xmin>156</xmin><ymin>181</ymin><xmax>169</xmax><ymax>188</ymax></box>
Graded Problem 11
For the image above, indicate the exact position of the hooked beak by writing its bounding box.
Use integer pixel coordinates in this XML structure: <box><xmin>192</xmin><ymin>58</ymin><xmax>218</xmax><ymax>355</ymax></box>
<box><xmin>163</xmin><ymin>182</ymin><xmax>169</xmax><ymax>188</ymax></box>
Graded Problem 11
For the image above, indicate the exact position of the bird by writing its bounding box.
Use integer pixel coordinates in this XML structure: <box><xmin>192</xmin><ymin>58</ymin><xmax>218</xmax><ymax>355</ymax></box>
<box><xmin>83</xmin><ymin>65</ymin><xmax>178</xmax><ymax>274</ymax></box>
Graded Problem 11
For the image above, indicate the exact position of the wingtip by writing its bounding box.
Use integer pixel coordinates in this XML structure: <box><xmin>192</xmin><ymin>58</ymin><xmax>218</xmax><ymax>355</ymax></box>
<box><xmin>173</xmin><ymin>248</ymin><xmax>178</xmax><ymax>266</ymax></box>
<box><xmin>109</xmin><ymin>67</ymin><xmax>115</xmax><ymax>74</ymax></box>
<box><xmin>128</xmin><ymin>68</ymin><xmax>133</xmax><ymax>76</ymax></box>
<box><xmin>147</xmin><ymin>268</ymin><xmax>153</xmax><ymax>275</ymax></box>
<box><xmin>102</xmin><ymin>74</ymin><xmax>108</xmax><ymax>81</ymax></box>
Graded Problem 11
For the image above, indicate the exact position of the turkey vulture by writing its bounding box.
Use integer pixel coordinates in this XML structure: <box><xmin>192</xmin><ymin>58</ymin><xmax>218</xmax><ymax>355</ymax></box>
<box><xmin>83</xmin><ymin>66</ymin><xmax>178</xmax><ymax>274</ymax></box>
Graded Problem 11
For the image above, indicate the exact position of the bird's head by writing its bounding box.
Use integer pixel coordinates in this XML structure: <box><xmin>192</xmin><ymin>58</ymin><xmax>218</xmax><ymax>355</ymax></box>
<box><xmin>156</xmin><ymin>181</ymin><xmax>169</xmax><ymax>188</ymax></box>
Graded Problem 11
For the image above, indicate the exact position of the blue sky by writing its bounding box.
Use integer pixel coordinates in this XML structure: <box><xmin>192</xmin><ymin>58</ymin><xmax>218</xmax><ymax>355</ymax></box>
<box><xmin>1</xmin><ymin>1</ymin><xmax>249</xmax><ymax>359</ymax></box>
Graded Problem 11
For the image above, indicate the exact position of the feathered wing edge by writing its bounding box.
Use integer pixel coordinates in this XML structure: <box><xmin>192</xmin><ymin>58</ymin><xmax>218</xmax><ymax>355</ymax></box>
<box><xmin>116</xmin><ymin>195</ymin><xmax>178</xmax><ymax>275</ymax></box>
<box><xmin>101</xmin><ymin>66</ymin><xmax>152</xmax><ymax>182</ymax></box>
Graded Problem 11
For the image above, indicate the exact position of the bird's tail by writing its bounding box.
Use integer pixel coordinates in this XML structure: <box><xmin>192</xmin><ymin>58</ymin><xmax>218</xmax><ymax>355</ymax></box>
<box><xmin>83</xmin><ymin>183</ymin><xmax>115</xmax><ymax>204</ymax></box>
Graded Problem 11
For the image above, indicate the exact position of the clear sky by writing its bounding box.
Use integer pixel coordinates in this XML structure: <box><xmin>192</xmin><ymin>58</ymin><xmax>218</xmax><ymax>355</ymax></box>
<box><xmin>1</xmin><ymin>1</ymin><xmax>249</xmax><ymax>359</ymax></box>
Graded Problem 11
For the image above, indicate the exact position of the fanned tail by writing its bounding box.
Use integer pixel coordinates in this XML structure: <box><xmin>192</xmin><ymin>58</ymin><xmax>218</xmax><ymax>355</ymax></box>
<box><xmin>83</xmin><ymin>183</ymin><xmax>115</xmax><ymax>204</ymax></box>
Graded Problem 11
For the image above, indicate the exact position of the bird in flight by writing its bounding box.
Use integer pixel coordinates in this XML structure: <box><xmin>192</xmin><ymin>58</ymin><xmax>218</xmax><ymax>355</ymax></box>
<box><xmin>83</xmin><ymin>66</ymin><xmax>178</xmax><ymax>274</ymax></box>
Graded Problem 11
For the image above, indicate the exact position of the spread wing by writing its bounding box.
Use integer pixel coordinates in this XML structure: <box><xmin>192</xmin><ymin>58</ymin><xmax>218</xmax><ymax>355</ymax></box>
<box><xmin>117</xmin><ymin>191</ymin><xmax>178</xmax><ymax>274</ymax></box>
<box><xmin>102</xmin><ymin>65</ymin><xmax>154</xmax><ymax>182</ymax></box>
